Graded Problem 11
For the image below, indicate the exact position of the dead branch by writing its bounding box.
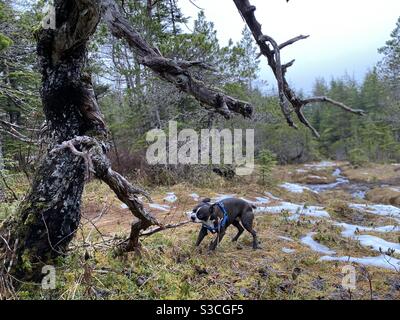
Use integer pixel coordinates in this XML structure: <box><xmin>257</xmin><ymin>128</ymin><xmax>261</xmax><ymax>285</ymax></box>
<box><xmin>99</xmin><ymin>0</ymin><xmax>253</xmax><ymax>119</ymax></box>
<box><xmin>233</xmin><ymin>0</ymin><xmax>365</xmax><ymax>137</ymax></box>
<box><xmin>0</xmin><ymin>125</ymin><xmax>37</xmax><ymax>144</ymax></box>
<box><xmin>140</xmin><ymin>221</ymin><xmax>191</xmax><ymax>237</ymax></box>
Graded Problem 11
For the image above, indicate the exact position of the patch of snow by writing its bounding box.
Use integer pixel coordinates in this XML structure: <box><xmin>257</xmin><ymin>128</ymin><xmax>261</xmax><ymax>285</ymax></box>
<box><xmin>308</xmin><ymin>175</ymin><xmax>327</xmax><ymax>180</ymax></box>
<box><xmin>307</xmin><ymin>177</ymin><xmax>349</xmax><ymax>193</ymax></box>
<box><xmin>282</xmin><ymin>247</ymin><xmax>296</xmax><ymax>254</ymax></box>
<box><xmin>149</xmin><ymin>203</ymin><xmax>170</xmax><ymax>212</ymax></box>
<box><xmin>189</xmin><ymin>193</ymin><xmax>200</xmax><ymax>201</ymax></box>
<box><xmin>319</xmin><ymin>255</ymin><xmax>400</xmax><ymax>271</ymax></box>
<box><xmin>164</xmin><ymin>192</ymin><xmax>177</xmax><ymax>203</ymax></box>
<box><xmin>336</xmin><ymin>222</ymin><xmax>400</xmax><ymax>254</ymax></box>
<box><xmin>300</xmin><ymin>232</ymin><xmax>336</xmax><ymax>255</ymax></box>
<box><xmin>296</xmin><ymin>169</ymin><xmax>308</xmax><ymax>173</ymax></box>
<box><xmin>256</xmin><ymin>202</ymin><xmax>330</xmax><ymax>219</ymax></box>
<box><xmin>332</xmin><ymin>168</ymin><xmax>342</xmax><ymax>177</ymax></box>
<box><xmin>279</xmin><ymin>183</ymin><xmax>315</xmax><ymax>194</ymax></box>
<box><xmin>254</xmin><ymin>197</ymin><xmax>270</xmax><ymax>204</ymax></box>
<box><xmin>336</xmin><ymin>222</ymin><xmax>400</xmax><ymax>238</ymax></box>
<box><xmin>278</xmin><ymin>236</ymin><xmax>294</xmax><ymax>242</ymax></box>
<box><xmin>351</xmin><ymin>190</ymin><xmax>367</xmax><ymax>199</ymax></box>
<box><xmin>264</xmin><ymin>192</ymin><xmax>281</xmax><ymax>200</ymax></box>
<box><xmin>304</xmin><ymin>161</ymin><xmax>337</xmax><ymax>169</ymax></box>
<box><xmin>390</xmin><ymin>187</ymin><xmax>400</xmax><ymax>193</ymax></box>
<box><xmin>355</xmin><ymin>235</ymin><xmax>400</xmax><ymax>255</ymax></box>
<box><xmin>213</xmin><ymin>194</ymin><xmax>236</xmax><ymax>202</ymax></box>
<box><xmin>120</xmin><ymin>204</ymin><xmax>128</xmax><ymax>209</ymax></box>
<box><xmin>349</xmin><ymin>204</ymin><xmax>400</xmax><ymax>218</ymax></box>
<box><xmin>241</xmin><ymin>196</ymin><xmax>270</xmax><ymax>206</ymax></box>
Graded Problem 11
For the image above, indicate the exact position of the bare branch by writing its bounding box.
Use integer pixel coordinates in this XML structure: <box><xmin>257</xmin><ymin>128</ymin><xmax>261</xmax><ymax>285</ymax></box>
<box><xmin>277</xmin><ymin>35</ymin><xmax>310</xmax><ymax>51</ymax></box>
<box><xmin>258</xmin><ymin>34</ymin><xmax>296</xmax><ymax>128</ymax></box>
<box><xmin>140</xmin><ymin>221</ymin><xmax>191</xmax><ymax>237</ymax></box>
<box><xmin>302</xmin><ymin>97</ymin><xmax>366</xmax><ymax>115</ymax></box>
<box><xmin>0</xmin><ymin>127</ymin><xmax>36</xmax><ymax>144</ymax></box>
<box><xmin>233</xmin><ymin>0</ymin><xmax>365</xmax><ymax>137</ymax></box>
<box><xmin>99</xmin><ymin>0</ymin><xmax>253</xmax><ymax>119</ymax></box>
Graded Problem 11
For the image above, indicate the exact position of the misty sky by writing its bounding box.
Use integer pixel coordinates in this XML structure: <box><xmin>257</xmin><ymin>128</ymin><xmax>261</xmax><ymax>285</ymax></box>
<box><xmin>180</xmin><ymin>0</ymin><xmax>400</xmax><ymax>93</ymax></box>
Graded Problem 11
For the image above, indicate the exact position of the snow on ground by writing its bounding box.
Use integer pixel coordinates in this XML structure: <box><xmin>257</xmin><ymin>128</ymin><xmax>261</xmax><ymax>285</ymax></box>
<box><xmin>264</xmin><ymin>192</ymin><xmax>281</xmax><ymax>200</ymax></box>
<box><xmin>149</xmin><ymin>203</ymin><xmax>170</xmax><ymax>212</ymax></box>
<box><xmin>120</xmin><ymin>204</ymin><xmax>128</xmax><ymax>209</ymax></box>
<box><xmin>355</xmin><ymin>235</ymin><xmax>400</xmax><ymax>255</ymax></box>
<box><xmin>304</xmin><ymin>161</ymin><xmax>337</xmax><ymax>169</ymax></box>
<box><xmin>282</xmin><ymin>247</ymin><xmax>296</xmax><ymax>254</ymax></box>
<box><xmin>351</xmin><ymin>190</ymin><xmax>367</xmax><ymax>199</ymax></box>
<box><xmin>308</xmin><ymin>175</ymin><xmax>327</xmax><ymax>181</ymax></box>
<box><xmin>319</xmin><ymin>255</ymin><xmax>400</xmax><ymax>271</ymax></box>
<box><xmin>240</xmin><ymin>197</ymin><xmax>271</xmax><ymax>207</ymax></box>
<box><xmin>189</xmin><ymin>193</ymin><xmax>200</xmax><ymax>201</ymax></box>
<box><xmin>213</xmin><ymin>194</ymin><xmax>236</xmax><ymax>202</ymax></box>
<box><xmin>255</xmin><ymin>202</ymin><xmax>330</xmax><ymax>219</ymax></box>
<box><xmin>164</xmin><ymin>192</ymin><xmax>177</xmax><ymax>203</ymax></box>
<box><xmin>254</xmin><ymin>197</ymin><xmax>270</xmax><ymax>204</ymax></box>
<box><xmin>278</xmin><ymin>236</ymin><xmax>295</xmax><ymax>242</ymax></box>
<box><xmin>307</xmin><ymin>176</ymin><xmax>349</xmax><ymax>193</ymax></box>
<box><xmin>335</xmin><ymin>222</ymin><xmax>400</xmax><ymax>238</ymax></box>
<box><xmin>349</xmin><ymin>204</ymin><xmax>400</xmax><ymax>219</ymax></box>
<box><xmin>300</xmin><ymin>233</ymin><xmax>336</xmax><ymax>255</ymax></box>
<box><xmin>336</xmin><ymin>221</ymin><xmax>400</xmax><ymax>255</ymax></box>
<box><xmin>279</xmin><ymin>183</ymin><xmax>315</xmax><ymax>194</ymax></box>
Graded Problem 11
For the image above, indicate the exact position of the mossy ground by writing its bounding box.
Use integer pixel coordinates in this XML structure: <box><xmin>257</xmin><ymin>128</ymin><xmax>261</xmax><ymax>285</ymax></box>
<box><xmin>2</xmin><ymin>162</ymin><xmax>400</xmax><ymax>300</ymax></box>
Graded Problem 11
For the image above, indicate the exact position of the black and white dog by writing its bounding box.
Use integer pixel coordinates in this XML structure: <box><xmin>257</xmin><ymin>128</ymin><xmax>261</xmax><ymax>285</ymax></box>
<box><xmin>189</xmin><ymin>198</ymin><xmax>261</xmax><ymax>251</ymax></box>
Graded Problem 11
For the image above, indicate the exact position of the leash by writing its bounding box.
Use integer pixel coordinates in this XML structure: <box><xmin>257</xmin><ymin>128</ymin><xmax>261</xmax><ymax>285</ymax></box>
<box><xmin>203</xmin><ymin>201</ymin><xmax>229</xmax><ymax>234</ymax></box>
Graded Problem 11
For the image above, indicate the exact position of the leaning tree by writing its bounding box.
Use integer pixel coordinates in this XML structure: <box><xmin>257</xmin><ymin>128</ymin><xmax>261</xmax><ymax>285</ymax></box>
<box><xmin>0</xmin><ymin>0</ymin><xmax>364</xmax><ymax>288</ymax></box>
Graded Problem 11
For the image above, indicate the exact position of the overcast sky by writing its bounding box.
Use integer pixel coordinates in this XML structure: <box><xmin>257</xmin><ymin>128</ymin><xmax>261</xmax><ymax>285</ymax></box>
<box><xmin>180</xmin><ymin>0</ymin><xmax>400</xmax><ymax>93</ymax></box>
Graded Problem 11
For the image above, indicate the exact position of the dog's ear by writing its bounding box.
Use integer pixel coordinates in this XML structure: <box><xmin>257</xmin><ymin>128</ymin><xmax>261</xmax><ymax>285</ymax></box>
<box><xmin>201</xmin><ymin>198</ymin><xmax>211</xmax><ymax>203</ymax></box>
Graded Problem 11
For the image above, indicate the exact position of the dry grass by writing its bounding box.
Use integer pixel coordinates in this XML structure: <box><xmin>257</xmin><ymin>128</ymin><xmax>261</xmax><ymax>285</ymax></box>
<box><xmin>4</xmin><ymin>162</ymin><xmax>400</xmax><ymax>300</ymax></box>
<box><xmin>366</xmin><ymin>187</ymin><xmax>400</xmax><ymax>206</ymax></box>
<box><xmin>342</xmin><ymin>163</ymin><xmax>400</xmax><ymax>184</ymax></box>
<box><xmin>64</xmin><ymin>162</ymin><xmax>400</xmax><ymax>300</ymax></box>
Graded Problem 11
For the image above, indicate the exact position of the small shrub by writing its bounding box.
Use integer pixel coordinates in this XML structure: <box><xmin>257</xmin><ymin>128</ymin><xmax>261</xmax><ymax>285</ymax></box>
<box><xmin>348</xmin><ymin>148</ymin><xmax>368</xmax><ymax>167</ymax></box>
<box><xmin>257</xmin><ymin>149</ymin><xmax>277</xmax><ymax>185</ymax></box>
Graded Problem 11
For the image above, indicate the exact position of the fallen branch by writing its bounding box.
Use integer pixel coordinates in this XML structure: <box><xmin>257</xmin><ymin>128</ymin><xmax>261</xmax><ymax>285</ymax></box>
<box><xmin>140</xmin><ymin>221</ymin><xmax>191</xmax><ymax>237</ymax></box>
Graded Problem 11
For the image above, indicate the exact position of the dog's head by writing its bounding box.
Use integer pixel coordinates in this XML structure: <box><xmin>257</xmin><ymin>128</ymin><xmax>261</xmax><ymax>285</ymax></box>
<box><xmin>188</xmin><ymin>198</ymin><xmax>217</xmax><ymax>225</ymax></box>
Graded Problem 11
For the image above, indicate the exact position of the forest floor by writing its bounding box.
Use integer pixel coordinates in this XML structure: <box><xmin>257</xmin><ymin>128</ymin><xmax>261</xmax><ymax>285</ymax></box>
<box><xmin>5</xmin><ymin>162</ymin><xmax>400</xmax><ymax>300</ymax></box>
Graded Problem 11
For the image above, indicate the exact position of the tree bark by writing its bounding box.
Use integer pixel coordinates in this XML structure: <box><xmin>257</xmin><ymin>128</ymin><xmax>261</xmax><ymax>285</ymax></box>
<box><xmin>0</xmin><ymin>0</ymin><xmax>102</xmax><ymax>281</ymax></box>
<box><xmin>0</xmin><ymin>0</ymin><xmax>253</xmax><ymax>286</ymax></box>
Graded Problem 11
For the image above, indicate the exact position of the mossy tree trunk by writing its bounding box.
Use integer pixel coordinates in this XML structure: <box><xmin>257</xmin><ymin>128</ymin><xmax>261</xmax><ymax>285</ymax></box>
<box><xmin>0</xmin><ymin>0</ymin><xmax>103</xmax><ymax>281</ymax></box>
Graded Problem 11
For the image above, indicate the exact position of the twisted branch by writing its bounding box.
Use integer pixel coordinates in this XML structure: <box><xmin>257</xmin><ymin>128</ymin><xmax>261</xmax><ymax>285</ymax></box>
<box><xmin>51</xmin><ymin>136</ymin><xmax>160</xmax><ymax>232</ymax></box>
<box><xmin>233</xmin><ymin>0</ymin><xmax>365</xmax><ymax>137</ymax></box>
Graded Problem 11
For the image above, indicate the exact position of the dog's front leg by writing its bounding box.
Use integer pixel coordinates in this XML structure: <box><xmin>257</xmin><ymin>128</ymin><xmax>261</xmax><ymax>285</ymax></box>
<box><xmin>195</xmin><ymin>226</ymin><xmax>208</xmax><ymax>246</ymax></box>
<box><xmin>209</xmin><ymin>229</ymin><xmax>226</xmax><ymax>251</ymax></box>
